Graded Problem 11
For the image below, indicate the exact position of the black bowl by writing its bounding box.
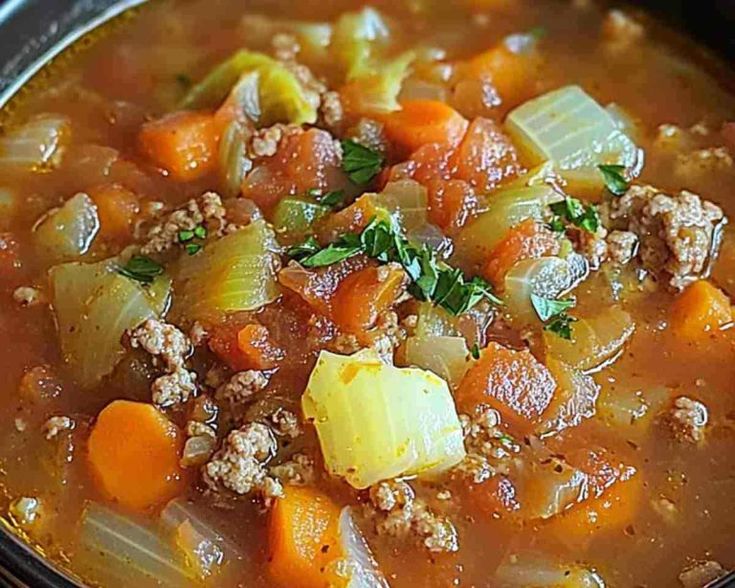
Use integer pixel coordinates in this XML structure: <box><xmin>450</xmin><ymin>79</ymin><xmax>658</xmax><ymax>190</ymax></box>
<box><xmin>0</xmin><ymin>0</ymin><xmax>734</xmax><ymax>586</ymax></box>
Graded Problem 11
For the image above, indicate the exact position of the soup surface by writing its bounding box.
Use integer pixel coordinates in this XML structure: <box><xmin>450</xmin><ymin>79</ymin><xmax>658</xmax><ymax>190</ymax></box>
<box><xmin>2</xmin><ymin>1</ymin><xmax>735</xmax><ymax>586</ymax></box>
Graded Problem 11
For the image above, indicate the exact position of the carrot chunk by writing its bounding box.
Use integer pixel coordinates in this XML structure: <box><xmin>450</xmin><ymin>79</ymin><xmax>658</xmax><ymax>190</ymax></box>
<box><xmin>138</xmin><ymin>111</ymin><xmax>220</xmax><ymax>182</ymax></box>
<box><xmin>315</xmin><ymin>194</ymin><xmax>385</xmax><ymax>244</ymax></box>
<box><xmin>382</xmin><ymin>100</ymin><xmax>469</xmax><ymax>155</ymax></box>
<box><xmin>268</xmin><ymin>487</ymin><xmax>344</xmax><ymax>588</ymax></box>
<box><xmin>670</xmin><ymin>280</ymin><xmax>732</xmax><ymax>339</ymax></box>
<box><xmin>88</xmin><ymin>183</ymin><xmax>140</xmax><ymax>241</ymax></box>
<box><xmin>457</xmin><ymin>342</ymin><xmax>557</xmax><ymax>435</ymax></box>
<box><xmin>332</xmin><ymin>265</ymin><xmax>406</xmax><ymax>337</ymax></box>
<box><xmin>236</xmin><ymin>324</ymin><xmax>285</xmax><ymax>369</ymax></box>
<box><xmin>87</xmin><ymin>400</ymin><xmax>185</xmax><ymax>511</ymax></box>
<box><xmin>482</xmin><ymin>219</ymin><xmax>561</xmax><ymax>288</ymax></box>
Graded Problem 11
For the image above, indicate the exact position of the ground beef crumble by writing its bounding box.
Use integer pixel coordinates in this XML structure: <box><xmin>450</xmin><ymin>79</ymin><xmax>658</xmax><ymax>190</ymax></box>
<box><xmin>13</xmin><ymin>286</ymin><xmax>44</xmax><ymax>307</ymax></box>
<box><xmin>215</xmin><ymin>370</ymin><xmax>269</xmax><ymax>405</ymax></box>
<box><xmin>268</xmin><ymin>408</ymin><xmax>301</xmax><ymax>439</ymax></box>
<box><xmin>203</xmin><ymin>422</ymin><xmax>282</xmax><ymax>500</ymax></box>
<box><xmin>667</xmin><ymin>396</ymin><xmax>709</xmax><ymax>444</ymax></box>
<box><xmin>367</xmin><ymin>480</ymin><xmax>459</xmax><ymax>553</ymax></box>
<box><xmin>268</xmin><ymin>453</ymin><xmax>315</xmax><ymax>486</ymax></box>
<box><xmin>610</xmin><ymin>185</ymin><xmax>726</xmax><ymax>290</ymax></box>
<box><xmin>42</xmin><ymin>416</ymin><xmax>74</xmax><ymax>440</ymax></box>
<box><xmin>679</xmin><ymin>560</ymin><xmax>727</xmax><ymax>588</ymax></box>
<box><xmin>606</xmin><ymin>230</ymin><xmax>639</xmax><ymax>265</ymax></box>
<box><xmin>455</xmin><ymin>407</ymin><xmax>518</xmax><ymax>484</ymax></box>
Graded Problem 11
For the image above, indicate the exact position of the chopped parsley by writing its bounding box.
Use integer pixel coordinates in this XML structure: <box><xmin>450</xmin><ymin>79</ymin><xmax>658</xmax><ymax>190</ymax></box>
<box><xmin>116</xmin><ymin>255</ymin><xmax>164</xmax><ymax>285</ymax></box>
<box><xmin>531</xmin><ymin>293</ymin><xmax>577</xmax><ymax>340</ymax></box>
<box><xmin>598</xmin><ymin>164</ymin><xmax>629</xmax><ymax>196</ymax></box>
<box><xmin>341</xmin><ymin>139</ymin><xmax>384</xmax><ymax>185</ymax></box>
<box><xmin>178</xmin><ymin>224</ymin><xmax>207</xmax><ymax>255</ymax></box>
<box><xmin>319</xmin><ymin>190</ymin><xmax>347</xmax><ymax>208</ymax></box>
<box><xmin>549</xmin><ymin>196</ymin><xmax>600</xmax><ymax>234</ymax></box>
<box><xmin>470</xmin><ymin>343</ymin><xmax>481</xmax><ymax>360</ymax></box>
<box><xmin>289</xmin><ymin>218</ymin><xmax>501</xmax><ymax>316</ymax></box>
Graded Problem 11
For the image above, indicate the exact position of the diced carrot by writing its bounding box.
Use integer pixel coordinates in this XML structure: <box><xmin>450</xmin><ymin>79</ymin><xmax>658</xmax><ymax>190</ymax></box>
<box><xmin>670</xmin><ymin>280</ymin><xmax>732</xmax><ymax>339</ymax></box>
<box><xmin>381</xmin><ymin>100</ymin><xmax>469</xmax><ymax>156</ymax></box>
<box><xmin>315</xmin><ymin>194</ymin><xmax>385</xmax><ymax>244</ymax></box>
<box><xmin>88</xmin><ymin>183</ymin><xmax>140</xmax><ymax>241</ymax></box>
<box><xmin>457</xmin><ymin>342</ymin><xmax>557</xmax><ymax>435</ymax></box>
<box><xmin>482</xmin><ymin>219</ymin><xmax>561</xmax><ymax>288</ymax></box>
<box><xmin>427</xmin><ymin>178</ymin><xmax>479</xmax><ymax>233</ymax></box>
<box><xmin>138</xmin><ymin>111</ymin><xmax>220</xmax><ymax>182</ymax></box>
<box><xmin>464</xmin><ymin>44</ymin><xmax>541</xmax><ymax>114</ymax></box>
<box><xmin>236</xmin><ymin>324</ymin><xmax>285</xmax><ymax>369</ymax></box>
<box><xmin>87</xmin><ymin>400</ymin><xmax>185</xmax><ymax>511</ymax></box>
<box><xmin>450</xmin><ymin>118</ymin><xmax>523</xmax><ymax>193</ymax></box>
<box><xmin>464</xmin><ymin>475</ymin><xmax>520</xmax><ymax>523</ymax></box>
<box><xmin>332</xmin><ymin>265</ymin><xmax>406</xmax><ymax>338</ymax></box>
<box><xmin>268</xmin><ymin>486</ymin><xmax>345</xmax><ymax>588</ymax></box>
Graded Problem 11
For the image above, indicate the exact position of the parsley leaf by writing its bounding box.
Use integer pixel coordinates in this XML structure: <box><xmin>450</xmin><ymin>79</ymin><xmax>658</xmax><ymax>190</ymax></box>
<box><xmin>178</xmin><ymin>229</ymin><xmax>195</xmax><ymax>242</ymax></box>
<box><xmin>319</xmin><ymin>190</ymin><xmax>346</xmax><ymax>208</ymax></box>
<box><xmin>116</xmin><ymin>255</ymin><xmax>164</xmax><ymax>285</ymax></box>
<box><xmin>470</xmin><ymin>343</ymin><xmax>481</xmax><ymax>360</ymax></box>
<box><xmin>549</xmin><ymin>196</ymin><xmax>600</xmax><ymax>234</ymax></box>
<box><xmin>530</xmin><ymin>293</ymin><xmax>575</xmax><ymax>322</ymax></box>
<box><xmin>287</xmin><ymin>236</ymin><xmax>321</xmax><ymax>261</ymax></box>
<box><xmin>544</xmin><ymin>314</ymin><xmax>577</xmax><ymax>340</ymax></box>
<box><xmin>193</xmin><ymin>225</ymin><xmax>207</xmax><ymax>239</ymax></box>
<box><xmin>185</xmin><ymin>243</ymin><xmax>203</xmax><ymax>256</ymax></box>
<box><xmin>547</xmin><ymin>217</ymin><xmax>565</xmax><ymax>233</ymax></box>
<box><xmin>341</xmin><ymin>139</ymin><xmax>384</xmax><ymax>185</ymax></box>
<box><xmin>300</xmin><ymin>233</ymin><xmax>363</xmax><ymax>267</ymax></box>
<box><xmin>598</xmin><ymin>164</ymin><xmax>629</xmax><ymax>196</ymax></box>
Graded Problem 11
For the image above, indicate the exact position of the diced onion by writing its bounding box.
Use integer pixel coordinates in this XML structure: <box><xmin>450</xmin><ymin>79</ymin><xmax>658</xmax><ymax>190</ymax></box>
<box><xmin>495</xmin><ymin>553</ymin><xmax>606</xmax><ymax>587</ymax></box>
<box><xmin>0</xmin><ymin>114</ymin><xmax>71</xmax><ymax>172</ymax></box>
<box><xmin>338</xmin><ymin>507</ymin><xmax>389</xmax><ymax>588</ymax></box>
<box><xmin>404</xmin><ymin>335</ymin><xmax>469</xmax><ymax>388</ymax></box>
<box><xmin>302</xmin><ymin>349</ymin><xmax>466</xmax><ymax>489</ymax></box>
<box><xmin>33</xmin><ymin>192</ymin><xmax>100</xmax><ymax>264</ymax></box>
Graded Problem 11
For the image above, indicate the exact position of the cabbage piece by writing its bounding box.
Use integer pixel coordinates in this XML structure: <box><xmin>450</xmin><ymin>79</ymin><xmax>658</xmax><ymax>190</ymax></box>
<box><xmin>50</xmin><ymin>258</ymin><xmax>171</xmax><ymax>387</ymax></box>
<box><xmin>76</xmin><ymin>503</ymin><xmax>199</xmax><ymax>588</ymax></box>
<box><xmin>0</xmin><ymin>114</ymin><xmax>71</xmax><ymax>171</ymax></box>
<box><xmin>174</xmin><ymin>219</ymin><xmax>280</xmax><ymax>321</ymax></box>
<box><xmin>33</xmin><ymin>192</ymin><xmax>100</xmax><ymax>264</ymax></box>
<box><xmin>302</xmin><ymin>349</ymin><xmax>465</xmax><ymax>489</ymax></box>
<box><xmin>181</xmin><ymin>50</ymin><xmax>317</xmax><ymax>125</ymax></box>
<box><xmin>238</xmin><ymin>14</ymin><xmax>333</xmax><ymax>62</ymax></box>
<box><xmin>506</xmin><ymin>85</ymin><xmax>643</xmax><ymax>174</ymax></box>
<box><xmin>332</xmin><ymin>7</ymin><xmax>391</xmax><ymax>79</ymax></box>
<box><xmin>344</xmin><ymin>51</ymin><xmax>415</xmax><ymax>114</ymax></box>
<box><xmin>504</xmin><ymin>254</ymin><xmax>589</xmax><ymax>325</ymax></box>
<box><xmin>495</xmin><ymin>553</ymin><xmax>605</xmax><ymax>587</ymax></box>
<box><xmin>543</xmin><ymin>306</ymin><xmax>635</xmax><ymax>372</ymax></box>
<box><xmin>453</xmin><ymin>184</ymin><xmax>563</xmax><ymax>269</ymax></box>
<box><xmin>404</xmin><ymin>335</ymin><xmax>469</xmax><ymax>388</ymax></box>
<box><xmin>338</xmin><ymin>507</ymin><xmax>389</xmax><ymax>588</ymax></box>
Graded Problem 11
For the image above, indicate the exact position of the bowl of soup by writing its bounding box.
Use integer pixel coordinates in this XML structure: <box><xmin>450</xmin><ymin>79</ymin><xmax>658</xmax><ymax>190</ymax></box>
<box><xmin>1</xmin><ymin>1</ymin><xmax>735</xmax><ymax>586</ymax></box>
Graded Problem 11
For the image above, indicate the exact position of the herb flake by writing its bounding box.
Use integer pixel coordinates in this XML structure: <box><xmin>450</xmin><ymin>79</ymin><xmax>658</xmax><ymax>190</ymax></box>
<box><xmin>116</xmin><ymin>255</ymin><xmax>164</xmax><ymax>285</ymax></box>
<box><xmin>549</xmin><ymin>196</ymin><xmax>600</xmax><ymax>234</ymax></box>
<box><xmin>544</xmin><ymin>314</ymin><xmax>577</xmax><ymax>340</ymax></box>
<box><xmin>598</xmin><ymin>164</ymin><xmax>629</xmax><ymax>196</ymax></box>
<box><xmin>470</xmin><ymin>343</ymin><xmax>481</xmax><ymax>360</ymax></box>
<box><xmin>319</xmin><ymin>190</ymin><xmax>346</xmax><ymax>208</ymax></box>
<box><xmin>531</xmin><ymin>293</ymin><xmax>577</xmax><ymax>340</ymax></box>
<box><xmin>341</xmin><ymin>139</ymin><xmax>384</xmax><ymax>185</ymax></box>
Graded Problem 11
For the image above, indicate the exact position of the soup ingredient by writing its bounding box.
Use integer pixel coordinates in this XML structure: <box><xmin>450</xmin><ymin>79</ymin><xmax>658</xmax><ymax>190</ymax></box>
<box><xmin>543</xmin><ymin>307</ymin><xmax>635</xmax><ymax>371</ymax></box>
<box><xmin>88</xmin><ymin>183</ymin><xmax>140</xmax><ymax>241</ymax></box>
<box><xmin>174</xmin><ymin>219</ymin><xmax>280</xmax><ymax>320</ymax></box>
<box><xmin>667</xmin><ymin>396</ymin><xmax>709</xmax><ymax>444</ymax></box>
<box><xmin>138</xmin><ymin>111</ymin><xmax>220</xmax><ymax>182</ymax></box>
<box><xmin>301</xmin><ymin>349</ymin><xmax>466</xmax><ymax>489</ymax></box>
<box><xmin>50</xmin><ymin>258</ymin><xmax>171</xmax><ymax>387</ymax></box>
<box><xmin>77</xmin><ymin>503</ymin><xmax>197</xmax><ymax>587</ymax></box>
<box><xmin>670</xmin><ymin>279</ymin><xmax>732</xmax><ymax>338</ymax></box>
<box><xmin>0</xmin><ymin>114</ymin><xmax>71</xmax><ymax>171</ymax></box>
<box><xmin>457</xmin><ymin>342</ymin><xmax>557</xmax><ymax>435</ymax></box>
<box><xmin>382</xmin><ymin>100</ymin><xmax>469</xmax><ymax>154</ymax></box>
<box><xmin>538</xmin><ymin>359</ymin><xmax>599</xmax><ymax>436</ymax></box>
<box><xmin>404</xmin><ymin>335</ymin><xmax>470</xmax><ymax>388</ymax></box>
<box><xmin>609</xmin><ymin>185</ymin><xmax>726</xmax><ymax>290</ymax></box>
<box><xmin>598</xmin><ymin>163</ymin><xmax>629</xmax><ymax>195</ymax></box>
<box><xmin>548</xmin><ymin>196</ymin><xmax>600</xmax><ymax>234</ymax></box>
<box><xmin>272</xmin><ymin>196</ymin><xmax>330</xmax><ymax>238</ymax></box>
<box><xmin>506</xmin><ymin>85</ymin><xmax>641</xmax><ymax>172</ymax></box>
<box><xmin>116</xmin><ymin>255</ymin><xmax>164</xmax><ymax>285</ymax></box>
<box><xmin>87</xmin><ymin>400</ymin><xmax>186</xmax><ymax>511</ymax></box>
<box><xmin>33</xmin><ymin>192</ymin><xmax>100</xmax><ymax>263</ymax></box>
<box><xmin>494</xmin><ymin>553</ymin><xmax>605</xmax><ymax>587</ymax></box>
<box><xmin>341</xmin><ymin>139</ymin><xmax>385</xmax><ymax>184</ymax></box>
<box><xmin>209</xmin><ymin>321</ymin><xmax>284</xmax><ymax>371</ymax></box>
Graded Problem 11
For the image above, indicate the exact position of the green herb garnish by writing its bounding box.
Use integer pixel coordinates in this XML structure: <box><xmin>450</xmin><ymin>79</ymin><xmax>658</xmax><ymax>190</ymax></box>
<box><xmin>178</xmin><ymin>229</ymin><xmax>195</xmax><ymax>242</ymax></box>
<box><xmin>178</xmin><ymin>224</ymin><xmax>207</xmax><ymax>255</ymax></box>
<box><xmin>341</xmin><ymin>139</ymin><xmax>384</xmax><ymax>185</ymax></box>
<box><xmin>116</xmin><ymin>255</ymin><xmax>164</xmax><ymax>285</ymax></box>
<box><xmin>531</xmin><ymin>293</ymin><xmax>577</xmax><ymax>340</ymax></box>
<box><xmin>185</xmin><ymin>243</ymin><xmax>203</xmax><ymax>256</ymax></box>
<box><xmin>549</xmin><ymin>196</ymin><xmax>600</xmax><ymax>233</ymax></box>
<box><xmin>470</xmin><ymin>343</ymin><xmax>481</xmax><ymax>360</ymax></box>
<box><xmin>193</xmin><ymin>225</ymin><xmax>207</xmax><ymax>239</ymax></box>
<box><xmin>320</xmin><ymin>190</ymin><xmax>347</xmax><ymax>208</ymax></box>
<box><xmin>290</xmin><ymin>218</ymin><xmax>501</xmax><ymax>316</ymax></box>
<box><xmin>598</xmin><ymin>164</ymin><xmax>629</xmax><ymax>196</ymax></box>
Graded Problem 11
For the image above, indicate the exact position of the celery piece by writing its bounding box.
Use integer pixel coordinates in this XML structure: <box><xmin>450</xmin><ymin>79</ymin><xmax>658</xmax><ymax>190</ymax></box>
<box><xmin>272</xmin><ymin>196</ymin><xmax>330</xmax><ymax>238</ymax></box>
<box><xmin>181</xmin><ymin>50</ymin><xmax>317</xmax><ymax>126</ymax></box>
<box><xmin>453</xmin><ymin>184</ymin><xmax>563</xmax><ymax>269</ymax></box>
<box><xmin>34</xmin><ymin>192</ymin><xmax>100</xmax><ymax>264</ymax></box>
<box><xmin>302</xmin><ymin>349</ymin><xmax>465</xmax><ymax>489</ymax></box>
<box><xmin>174</xmin><ymin>219</ymin><xmax>280</xmax><ymax>321</ymax></box>
<box><xmin>506</xmin><ymin>85</ymin><xmax>642</xmax><ymax>172</ymax></box>
<box><xmin>50</xmin><ymin>258</ymin><xmax>171</xmax><ymax>388</ymax></box>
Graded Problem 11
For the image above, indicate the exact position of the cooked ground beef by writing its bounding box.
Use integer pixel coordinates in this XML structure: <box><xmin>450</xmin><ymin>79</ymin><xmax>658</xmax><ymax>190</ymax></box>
<box><xmin>676</xmin><ymin>147</ymin><xmax>733</xmax><ymax>180</ymax></box>
<box><xmin>368</xmin><ymin>480</ymin><xmax>459</xmax><ymax>553</ymax></box>
<box><xmin>140</xmin><ymin>192</ymin><xmax>228</xmax><ymax>255</ymax></box>
<box><xmin>216</xmin><ymin>370</ymin><xmax>269</xmax><ymax>405</ymax></box>
<box><xmin>42</xmin><ymin>416</ymin><xmax>74</xmax><ymax>440</ymax></box>
<box><xmin>456</xmin><ymin>407</ymin><xmax>517</xmax><ymax>484</ymax></box>
<box><xmin>268</xmin><ymin>453</ymin><xmax>315</xmax><ymax>486</ymax></box>
<box><xmin>203</xmin><ymin>422</ymin><xmax>282</xmax><ymax>500</ymax></box>
<box><xmin>679</xmin><ymin>560</ymin><xmax>726</xmax><ymax>587</ymax></box>
<box><xmin>610</xmin><ymin>185</ymin><xmax>726</xmax><ymax>290</ymax></box>
<box><xmin>606</xmin><ymin>230</ymin><xmax>639</xmax><ymax>264</ymax></box>
<box><xmin>248</xmin><ymin>123</ymin><xmax>301</xmax><ymax>158</ymax></box>
<box><xmin>12</xmin><ymin>286</ymin><xmax>44</xmax><ymax>307</ymax></box>
<box><xmin>129</xmin><ymin>318</ymin><xmax>191</xmax><ymax>371</ymax></box>
<box><xmin>667</xmin><ymin>396</ymin><xmax>709</xmax><ymax>444</ymax></box>
<box><xmin>319</xmin><ymin>90</ymin><xmax>345</xmax><ymax>131</ymax></box>
<box><xmin>268</xmin><ymin>408</ymin><xmax>301</xmax><ymax>439</ymax></box>
<box><xmin>151</xmin><ymin>367</ymin><xmax>197</xmax><ymax>408</ymax></box>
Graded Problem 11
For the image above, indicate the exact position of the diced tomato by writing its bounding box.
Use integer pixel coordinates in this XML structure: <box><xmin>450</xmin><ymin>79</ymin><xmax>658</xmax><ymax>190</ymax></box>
<box><xmin>242</xmin><ymin>129</ymin><xmax>347</xmax><ymax>213</ymax></box>
<box><xmin>426</xmin><ymin>178</ymin><xmax>480</xmax><ymax>233</ymax></box>
<box><xmin>209</xmin><ymin>319</ymin><xmax>284</xmax><ymax>371</ymax></box>
<box><xmin>457</xmin><ymin>342</ymin><xmax>557</xmax><ymax>435</ymax></box>
<box><xmin>483</xmin><ymin>219</ymin><xmax>561</xmax><ymax>288</ymax></box>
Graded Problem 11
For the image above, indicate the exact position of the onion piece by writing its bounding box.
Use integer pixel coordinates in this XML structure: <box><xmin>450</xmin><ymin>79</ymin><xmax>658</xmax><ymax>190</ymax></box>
<box><xmin>404</xmin><ymin>335</ymin><xmax>469</xmax><ymax>388</ymax></box>
<box><xmin>76</xmin><ymin>503</ymin><xmax>199</xmax><ymax>588</ymax></box>
<box><xmin>0</xmin><ymin>114</ymin><xmax>71</xmax><ymax>171</ymax></box>
<box><xmin>538</xmin><ymin>358</ymin><xmax>600</xmax><ymax>437</ymax></box>
<box><xmin>33</xmin><ymin>192</ymin><xmax>100</xmax><ymax>264</ymax></box>
<box><xmin>495</xmin><ymin>553</ymin><xmax>605</xmax><ymax>587</ymax></box>
<box><xmin>338</xmin><ymin>507</ymin><xmax>389</xmax><ymax>588</ymax></box>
